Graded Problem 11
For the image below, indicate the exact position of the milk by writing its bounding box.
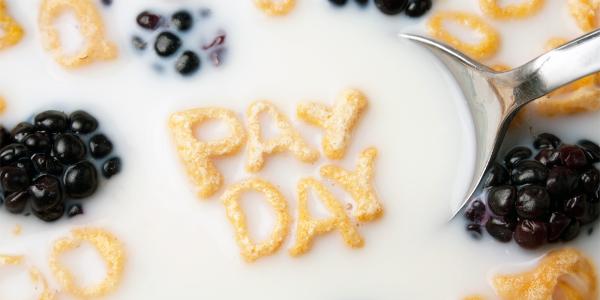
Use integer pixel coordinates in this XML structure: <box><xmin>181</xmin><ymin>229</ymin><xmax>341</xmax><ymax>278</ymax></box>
<box><xmin>0</xmin><ymin>0</ymin><xmax>597</xmax><ymax>299</ymax></box>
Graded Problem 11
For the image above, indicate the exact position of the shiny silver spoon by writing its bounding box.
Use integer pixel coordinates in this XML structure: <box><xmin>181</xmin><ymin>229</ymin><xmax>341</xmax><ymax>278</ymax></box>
<box><xmin>400</xmin><ymin>29</ymin><xmax>600</xmax><ymax>219</ymax></box>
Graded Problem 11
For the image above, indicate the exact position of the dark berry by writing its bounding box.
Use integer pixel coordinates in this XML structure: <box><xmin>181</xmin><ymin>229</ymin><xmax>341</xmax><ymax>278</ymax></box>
<box><xmin>67</xmin><ymin>204</ymin><xmax>84</xmax><ymax>218</ymax></box>
<box><xmin>101</xmin><ymin>0</ymin><xmax>112</xmax><ymax>6</ymax></box>
<box><xmin>0</xmin><ymin>144</ymin><xmax>29</xmax><ymax>166</ymax></box>
<box><xmin>329</xmin><ymin>0</ymin><xmax>348</xmax><ymax>5</ymax></box>
<box><xmin>483</xmin><ymin>162</ymin><xmax>509</xmax><ymax>187</ymax></box>
<box><xmin>31</xmin><ymin>153</ymin><xmax>64</xmax><ymax>176</ymax></box>
<box><xmin>405</xmin><ymin>0</ymin><xmax>431</xmax><ymax>17</ymax></box>
<box><xmin>581</xmin><ymin>202</ymin><xmax>600</xmax><ymax>225</ymax></box>
<box><xmin>514</xmin><ymin>220</ymin><xmax>547</xmax><ymax>249</ymax></box>
<box><xmin>154</xmin><ymin>32</ymin><xmax>181</xmax><ymax>57</ymax></box>
<box><xmin>355</xmin><ymin>0</ymin><xmax>369</xmax><ymax>5</ymax></box>
<box><xmin>11</xmin><ymin>122</ymin><xmax>34</xmax><ymax>143</ymax></box>
<box><xmin>511</xmin><ymin>160</ymin><xmax>548</xmax><ymax>185</ymax></box>
<box><xmin>4</xmin><ymin>190</ymin><xmax>31</xmax><ymax>214</ymax></box>
<box><xmin>89</xmin><ymin>134</ymin><xmax>113</xmax><ymax>159</ymax></box>
<box><xmin>136</xmin><ymin>11</ymin><xmax>161</xmax><ymax>30</ymax></box>
<box><xmin>466</xmin><ymin>223</ymin><xmax>482</xmax><ymax>240</ymax></box>
<box><xmin>559</xmin><ymin>145</ymin><xmax>588</xmax><ymax>169</ymax></box>
<box><xmin>578</xmin><ymin>139</ymin><xmax>600</xmax><ymax>163</ymax></box>
<box><xmin>374</xmin><ymin>0</ymin><xmax>408</xmax><ymax>15</ymax></box>
<box><xmin>102</xmin><ymin>157</ymin><xmax>121</xmax><ymax>179</ymax></box>
<box><xmin>171</xmin><ymin>10</ymin><xmax>193</xmax><ymax>31</ymax></box>
<box><xmin>53</xmin><ymin>133</ymin><xmax>86</xmax><ymax>164</ymax></box>
<box><xmin>581</xmin><ymin>168</ymin><xmax>600</xmax><ymax>194</ymax></box>
<box><xmin>0</xmin><ymin>166</ymin><xmax>30</xmax><ymax>192</ymax></box>
<box><xmin>561</xmin><ymin>220</ymin><xmax>581</xmax><ymax>241</ymax></box>
<box><xmin>34</xmin><ymin>110</ymin><xmax>68</xmax><ymax>133</ymax></box>
<box><xmin>132</xmin><ymin>36</ymin><xmax>147</xmax><ymax>51</ymax></box>
<box><xmin>535</xmin><ymin>149</ymin><xmax>561</xmax><ymax>167</ymax></box>
<box><xmin>69</xmin><ymin>110</ymin><xmax>98</xmax><ymax>134</ymax></box>
<box><xmin>516</xmin><ymin>185</ymin><xmax>550</xmax><ymax>220</ymax></box>
<box><xmin>175</xmin><ymin>51</ymin><xmax>201</xmax><ymax>76</ymax></box>
<box><xmin>485</xmin><ymin>216</ymin><xmax>514</xmax><ymax>242</ymax></box>
<box><xmin>564</xmin><ymin>194</ymin><xmax>588</xmax><ymax>220</ymax></box>
<box><xmin>487</xmin><ymin>185</ymin><xmax>516</xmax><ymax>216</ymax></box>
<box><xmin>23</xmin><ymin>133</ymin><xmax>51</xmax><ymax>153</ymax></box>
<box><xmin>29</xmin><ymin>175</ymin><xmax>63</xmax><ymax>211</ymax></box>
<box><xmin>533</xmin><ymin>133</ymin><xmax>561</xmax><ymax>150</ymax></box>
<box><xmin>504</xmin><ymin>147</ymin><xmax>532</xmax><ymax>169</ymax></box>
<box><xmin>464</xmin><ymin>199</ymin><xmax>486</xmax><ymax>223</ymax></box>
<box><xmin>64</xmin><ymin>161</ymin><xmax>98</xmax><ymax>199</ymax></box>
<box><xmin>14</xmin><ymin>158</ymin><xmax>36</xmax><ymax>178</ymax></box>
<box><xmin>0</xmin><ymin>126</ymin><xmax>10</xmax><ymax>149</ymax></box>
<box><xmin>547</xmin><ymin>212</ymin><xmax>571</xmax><ymax>242</ymax></box>
<box><xmin>33</xmin><ymin>202</ymin><xmax>64</xmax><ymax>222</ymax></box>
<box><xmin>546</xmin><ymin>166</ymin><xmax>580</xmax><ymax>198</ymax></box>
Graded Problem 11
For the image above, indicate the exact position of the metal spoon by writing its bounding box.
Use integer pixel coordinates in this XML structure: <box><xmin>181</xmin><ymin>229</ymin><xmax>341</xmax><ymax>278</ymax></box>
<box><xmin>400</xmin><ymin>29</ymin><xmax>600</xmax><ymax>219</ymax></box>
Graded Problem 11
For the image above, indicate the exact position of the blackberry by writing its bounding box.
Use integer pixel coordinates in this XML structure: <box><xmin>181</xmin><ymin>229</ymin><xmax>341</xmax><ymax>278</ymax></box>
<box><xmin>514</xmin><ymin>220</ymin><xmax>547</xmax><ymax>249</ymax></box>
<box><xmin>504</xmin><ymin>146</ymin><xmax>532</xmax><ymax>169</ymax></box>
<box><xmin>64</xmin><ymin>161</ymin><xmax>98</xmax><ymax>199</ymax></box>
<box><xmin>511</xmin><ymin>160</ymin><xmax>548</xmax><ymax>185</ymax></box>
<box><xmin>29</xmin><ymin>175</ymin><xmax>63</xmax><ymax>212</ymax></box>
<box><xmin>487</xmin><ymin>185</ymin><xmax>516</xmax><ymax>216</ymax></box>
<box><xmin>516</xmin><ymin>185</ymin><xmax>550</xmax><ymax>220</ymax></box>
<box><xmin>405</xmin><ymin>0</ymin><xmax>431</xmax><ymax>17</ymax></box>
<box><xmin>69</xmin><ymin>110</ymin><xmax>98</xmax><ymax>134</ymax></box>
<box><xmin>34</xmin><ymin>110</ymin><xmax>68</xmax><ymax>133</ymax></box>
<box><xmin>89</xmin><ymin>134</ymin><xmax>113</xmax><ymax>159</ymax></box>
<box><xmin>154</xmin><ymin>32</ymin><xmax>182</xmax><ymax>57</ymax></box>
<box><xmin>485</xmin><ymin>216</ymin><xmax>514</xmax><ymax>242</ymax></box>
<box><xmin>175</xmin><ymin>51</ymin><xmax>201</xmax><ymax>76</ymax></box>
<box><xmin>483</xmin><ymin>162</ymin><xmax>509</xmax><ymax>187</ymax></box>
<box><xmin>53</xmin><ymin>133</ymin><xmax>86</xmax><ymax>164</ymax></box>
<box><xmin>172</xmin><ymin>10</ymin><xmax>194</xmax><ymax>31</ymax></box>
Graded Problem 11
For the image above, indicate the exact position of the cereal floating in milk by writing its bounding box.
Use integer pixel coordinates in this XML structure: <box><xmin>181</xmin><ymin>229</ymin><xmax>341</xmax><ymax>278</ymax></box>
<box><xmin>0</xmin><ymin>0</ymin><xmax>24</xmax><ymax>51</ymax></box>
<box><xmin>39</xmin><ymin>0</ymin><xmax>118</xmax><ymax>68</ymax></box>
<box><xmin>254</xmin><ymin>0</ymin><xmax>296</xmax><ymax>16</ymax></box>
<box><xmin>479</xmin><ymin>0</ymin><xmax>545</xmax><ymax>20</ymax></box>
<box><xmin>568</xmin><ymin>0</ymin><xmax>600</xmax><ymax>32</ymax></box>
<box><xmin>0</xmin><ymin>255</ymin><xmax>55</xmax><ymax>300</ymax></box>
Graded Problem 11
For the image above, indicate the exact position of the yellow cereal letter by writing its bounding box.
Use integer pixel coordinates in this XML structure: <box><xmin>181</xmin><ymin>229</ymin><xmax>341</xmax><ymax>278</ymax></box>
<box><xmin>222</xmin><ymin>178</ymin><xmax>291</xmax><ymax>262</ymax></box>
<box><xmin>169</xmin><ymin>108</ymin><xmax>246</xmax><ymax>199</ymax></box>
<box><xmin>0</xmin><ymin>0</ymin><xmax>24</xmax><ymax>50</ymax></box>
<box><xmin>246</xmin><ymin>101</ymin><xmax>319</xmax><ymax>172</ymax></box>
<box><xmin>290</xmin><ymin>178</ymin><xmax>364</xmax><ymax>256</ymax></box>
<box><xmin>321</xmin><ymin>147</ymin><xmax>382</xmax><ymax>222</ymax></box>
<box><xmin>39</xmin><ymin>0</ymin><xmax>118</xmax><ymax>68</ymax></box>
<box><xmin>298</xmin><ymin>89</ymin><xmax>368</xmax><ymax>160</ymax></box>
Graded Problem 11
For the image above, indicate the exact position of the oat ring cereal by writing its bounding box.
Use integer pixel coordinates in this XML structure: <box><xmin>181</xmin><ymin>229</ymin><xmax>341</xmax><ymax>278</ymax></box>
<box><xmin>0</xmin><ymin>0</ymin><xmax>24</xmax><ymax>50</ymax></box>
<box><xmin>222</xmin><ymin>178</ymin><xmax>291</xmax><ymax>262</ymax></box>
<box><xmin>569</xmin><ymin>0</ymin><xmax>600</xmax><ymax>32</ymax></box>
<box><xmin>39</xmin><ymin>0</ymin><xmax>118</xmax><ymax>68</ymax></box>
<box><xmin>427</xmin><ymin>11</ymin><xmax>500</xmax><ymax>60</ymax></box>
<box><xmin>254</xmin><ymin>0</ymin><xmax>296</xmax><ymax>16</ymax></box>
<box><xmin>246</xmin><ymin>101</ymin><xmax>319</xmax><ymax>173</ymax></box>
<box><xmin>479</xmin><ymin>0</ymin><xmax>545</xmax><ymax>20</ymax></box>
<box><xmin>49</xmin><ymin>228</ymin><xmax>126</xmax><ymax>298</ymax></box>
<box><xmin>0</xmin><ymin>255</ymin><xmax>55</xmax><ymax>300</ymax></box>
<box><xmin>290</xmin><ymin>178</ymin><xmax>364</xmax><ymax>257</ymax></box>
<box><xmin>169</xmin><ymin>108</ymin><xmax>247</xmax><ymax>199</ymax></box>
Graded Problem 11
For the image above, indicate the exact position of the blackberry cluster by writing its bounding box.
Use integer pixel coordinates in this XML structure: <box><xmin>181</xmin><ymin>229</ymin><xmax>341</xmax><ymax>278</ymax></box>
<box><xmin>328</xmin><ymin>0</ymin><xmax>432</xmax><ymax>18</ymax></box>
<box><xmin>132</xmin><ymin>9</ymin><xmax>226</xmax><ymax>76</ymax></box>
<box><xmin>0</xmin><ymin>110</ymin><xmax>122</xmax><ymax>222</ymax></box>
<box><xmin>464</xmin><ymin>133</ymin><xmax>600</xmax><ymax>249</ymax></box>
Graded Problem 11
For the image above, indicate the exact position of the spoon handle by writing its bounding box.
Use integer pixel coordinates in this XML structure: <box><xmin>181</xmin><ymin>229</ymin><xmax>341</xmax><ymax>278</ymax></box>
<box><xmin>511</xmin><ymin>29</ymin><xmax>600</xmax><ymax>107</ymax></box>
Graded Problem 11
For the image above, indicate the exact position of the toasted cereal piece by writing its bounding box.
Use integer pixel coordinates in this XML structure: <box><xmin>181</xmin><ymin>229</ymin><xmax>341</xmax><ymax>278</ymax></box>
<box><xmin>222</xmin><ymin>178</ymin><xmax>291</xmax><ymax>262</ymax></box>
<box><xmin>246</xmin><ymin>101</ymin><xmax>319</xmax><ymax>172</ymax></box>
<box><xmin>297</xmin><ymin>89</ymin><xmax>368</xmax><ymax>160</ymax></box>
<box><xmin>320</xmin><ymin>147</ymin><xmax>382</xmax><ymax>222</ymax></box>
<box><xmin>39</xmin><ymin>0</ymin><xmax>118</xmax><ymax>68</ymax></box>
<box><xmin>50</xmin><ymin>228</ymin><xmax>126</xmax><ymax>298</ymax></box>
<box><xmin>0</xmin><ymin>0</ymin><xmax>24</xmax><ymax>50</ymax></box>
<box><xmin>568</xmin><ymin>0</ymin><xmax>599</xmax><ymax>32</ymax></box>
<box><xmin>254</xmin><ymin>0</ymin><xmax>296</xmax><ymax>16</ymax></box>
<box><xmin>169</xmin><ymin>108</ymin><xmax>246</xmax><ymax>199</ymax></box>
<box><xmin>0</xmin><ymin>255</ymin><xmax>55</xmax><ymax>300</ymax></box>
<box><xmin>493</xmin><ymin>248</ymin><xmax>597</xmax><ymax>300</ymax></box>
<box><xmin>427</xmin><ymin>11</ymin><xmax>500</xmax><ymax>60</ymax></box>
<box><xmin>289</xmin><ymin>178</ymin><xmax>364</xmax><ymax>256</ymax></box>
<box><xmin>491</xmin><ymin>64</ymin><xmax>511</xmax><ymax>72</ymax></box>
<box><xmin>534</xmin><ymin>87</ymin><xmax>600</xmax><ymax>116</ymax></box>
<box><xmin>479</xmin><ymin>0</ymin><xmax>545</xmax><ymax>20</ymax></box>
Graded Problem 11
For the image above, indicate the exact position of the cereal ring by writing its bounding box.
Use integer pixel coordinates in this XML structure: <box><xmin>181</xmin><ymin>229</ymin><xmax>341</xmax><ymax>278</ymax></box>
<box><xmin>254</xmin><ymin>0</ymin><xmax>296</xmax><ymax>16</ymax></box>
<box><xmin>39</xmin><ymin>0</ymin><xmax>118</xmax><ymax>68</ymax></box>
<box><xmin>297</xmin><ymin>89</ymin><xmax>368</xmax><ymax>160</ymax></box>
<box><xmin>50</xmin><ymin>228</ymin><xmax>126</xmax><ymax>298</ymax></box>
<box><xmin>246</xmin><ymin>101</ymin><xmax>319</xmax><ymax>172</ymax></box>
<box><xmin>534</xmin><ymin>87</ymin><xmax>600</xmax><ymax>116</ymax></box>
<box><xmin>491</xmin><ymin>64</ymin><xmax>511</xmax><ymax>72</ymax></box>
<box><xmin>479</xmin><ymin>0</ymin><xmax>545</xmax><ymax>20</ymax></box>
<box><xmin>0</xmin><ymin>255</ymin><xmax>55</xmax><ymax>300</ymax></box>
<box><xmin>169</xmin><ymin>108</ymin><xmax>246</xmax><ymax>199</ymax></box>
<box><xmin>568</xmin><ymin>0</ymin><xmax>599</xmax><ymax>32</ymax></box>
<box><xmin>222</xmin><ymin>178</ymin><xmax>291</xmax><ymax>262</ymax></box>
<box><xmin>493</xmin><ymin>248</ymin><xmax>597</xmax><ymax>300</ymax></box>
<box><xmin>0</xmin><ymin>0</ymin><xmax>24</xmax><ymax>50</ymax></box>
<box><xmin>427</xmin><ymin>11</ymin><xmax>500</xmax><ymax>60</ymax></box>
<box><xmin>320</xmin><ymin>147</ymin><xmax>383</xmax><ymax>222</ymax></box>
<box><xmin>289</xmin><ymin>178</ymin><xmax>364</xmax><ymax>256</ymax></box>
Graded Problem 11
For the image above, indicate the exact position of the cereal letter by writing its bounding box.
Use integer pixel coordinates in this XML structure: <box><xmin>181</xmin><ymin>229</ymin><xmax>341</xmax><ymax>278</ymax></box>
<box><xmin>298</xmin><ymin>89</ymin><xmax>368</xmax><ymax>160</ymax></box>
<box><xmin>222</xmin><ymin>178</ymin><xmax>291</xmax><ymax>262</ymax></box>
<box><xmin>289</xmin><ymin>178</ymin><xmax>363</xmax><ymax>256</ymax></box>
<box><xmin>246</xmin><ymin>101</ymin><xmax>319</xmax><ymax>172</ymax></box>
<box><xmin>320</xmin><ymin>147</ymin><xmax>383</xmax><ymax>222</ymax></box>
<box><xmin>0</xmin><ymin>0</ymin><xmax>24</xmax><ymax>50</ymax></box>
<box><xmin>169</xmin><ymin>108</ymin><xmax>246</xmax><ymax>199</ymax></box>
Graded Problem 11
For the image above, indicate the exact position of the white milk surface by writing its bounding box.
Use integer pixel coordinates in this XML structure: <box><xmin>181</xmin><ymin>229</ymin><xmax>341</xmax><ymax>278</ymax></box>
<box><xmin>0</xmin><ymin>0</ymin><xmax>598</xmax><ymax>299</ymax></box>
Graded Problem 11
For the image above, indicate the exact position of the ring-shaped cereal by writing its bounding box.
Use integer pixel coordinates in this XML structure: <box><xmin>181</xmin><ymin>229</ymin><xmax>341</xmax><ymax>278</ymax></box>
<box><xmin>254</xmin><ymin>0</ymin><xmax>296</xmax><ymax>16</ymax></box>
<box><xmin>0</xmin><ymin>0</ymin><xmax>24</xmax><ymax>50</ymax></box>
<box><xmin>568</xmin><ymin>0</ymin><xmax>599</xmax><ymax>32</ymax></box>
<box><xmin>427</xmin><ymin>11</ymin><xmax>500</xmax><ymax>60</ymax></box>
<box><xmin>0</xmin><ymin>255</ymin><xmax>55</xmax><ymax>300</ymax></box>
<box><xmin>49</xmin><ymin>228</ymin><xmax>126</xmax><ymax>298</ymax></box>
<box><xmin>534</xmin><ymin>86</ymin><xmax>600</xmax><ymax>117</ymax></box>
<box><xmin>479</xmin><ymin>0</ymin><xmax>545</xmax><ymax>20</ymax></box>
<box><xmin>39</xmin><ymin>0</ymin><xmax>118</xmax><ymax>68</ymax></box>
